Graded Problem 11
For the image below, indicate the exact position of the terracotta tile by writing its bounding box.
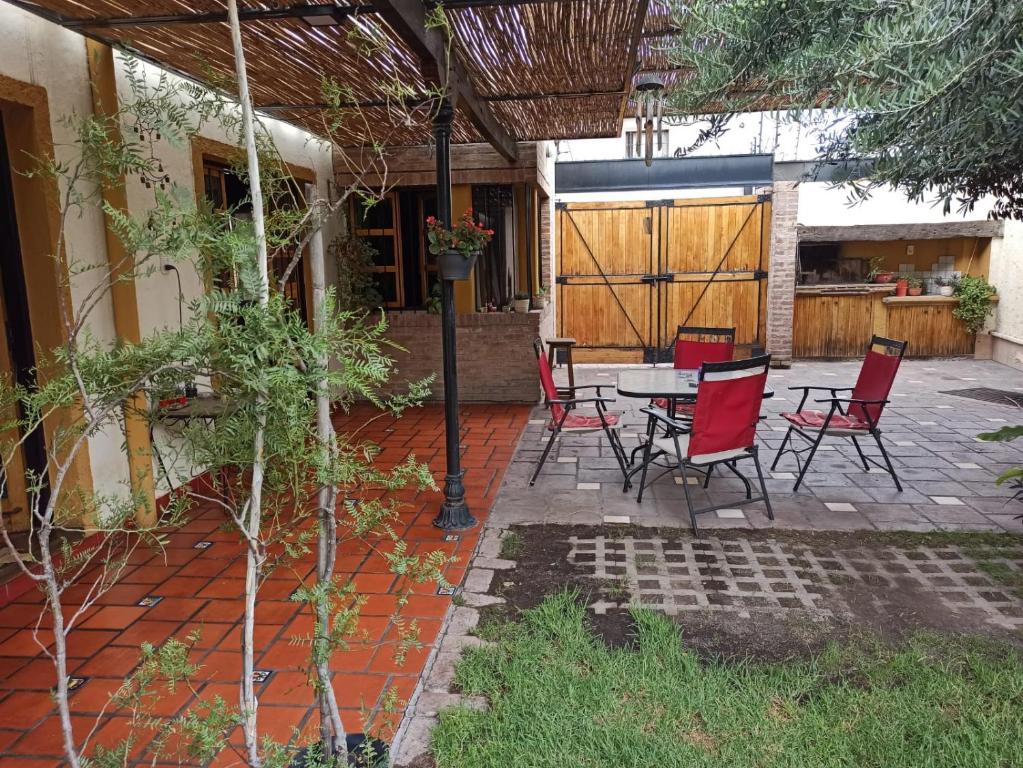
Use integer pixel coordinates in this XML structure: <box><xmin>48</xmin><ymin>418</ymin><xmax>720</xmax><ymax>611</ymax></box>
<box><xmin>145</xmin><ymin>597</ymin><xmax>207</xmax><ymax>623</ymax></box>
<box><xmin>2</xmin><ymin>658</ymin><xmax>56</xmax><ymax>690</ymax></box>
<box><xmin>197</xmin><ymin>650</ymin><xmax>243</xmax><ymax>682</ymax></box>
<box><xmin>366</xmin><ymin>644</ymin><xmax>431</xmax><ymax>675</ymax></box>
<box><xmin>192</xmin><ymin>600</ymin><xmax>244</xmax><ymax>624</ymax></box>
<box><xmin>93</xmin><ymin>583</ymin><xmax>154</xmax><ymax>605</ymax></box>
<box><xmin>110</xmin><ymin>620</ymin><xmax>183</xmax><ymax>648</ymax></box>
<box><xmin>0</xmin><ymin>758</ymin><xmax>63</xmax><ymax>768</ymax></box>
<box><xmin>75</xmin><ymin>644</ymin><xmax>144</xmax><ymax>678</ymax></box>
<box><xmin>0</xmin><ymin>728</ymin><xmax>22</xmax><ymax>754</ymax></box>
<box><xmin>197</xmin><ymin>577</ymin><xmax>246</xmax><ymax>600</ymax></box>
<box><xmin>158</xmin><ymin>576</ymin><xmax>211</xmax><ymax>598</ymax></box>
<box><xmin>79</xmin><ymin>606</ymin><xmax>148</xmax><ymax>631</ymax></box>
<box><xmin>351</xmin><ymin>573</ymin><xmax>396</xmax><ymax>594</ymax></box>
<box><xmin>0</xmin><ymin>628</ymin><xmax>51</xmax><ymax>657</ymax></box>
<box><xmin>330</xmin><ymin>672</ymin><xmax>387</xmax><ymax>711</ymax></box>
<box><xmin>68</xmin><ymin>675</ymin><xmax>124</xmax><ymax>714</ymax></box>
<box><xmin>0</xmin><ymin>690</ymin><xmax>57</xmax><ymax>729</ymax></box>
<box><xmin>326</xmin><ymin>645</ymin><xmax>376</xmax><ymax>673</ymax></box>
<box><xmin>399</xmin><ymin>595</ymin><xmax>451</xmax><ymax>620</ymax></box>
<box><xmin>179</xmin><ymin>621</ymin><xmax>233</xmax><ymax>650</ymax></box>
<box><xmin>10</xmin><ymin>714</ymin><xmax>93</xmax><ymax>756</ymax></box>
<box><xmin>62</xmin><ymin>630</ymin><xmax>118</xmax><ymax>660</ymax></box>
<box><xmin>259</xmin><ymin>670</ymin><xmax>312</xmax><ymax>706</ymax></box>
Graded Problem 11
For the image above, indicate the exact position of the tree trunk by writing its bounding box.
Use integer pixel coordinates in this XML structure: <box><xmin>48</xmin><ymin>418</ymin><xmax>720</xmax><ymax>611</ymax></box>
<box><xmin>307</xmin><ymin>189</ymin><xmax>349</xmax><ymax>761</ymax></box>
<box><xmin>226</xmin><ymin>2</ymin><xmax>269</xmax><ymax>765</ymax></box>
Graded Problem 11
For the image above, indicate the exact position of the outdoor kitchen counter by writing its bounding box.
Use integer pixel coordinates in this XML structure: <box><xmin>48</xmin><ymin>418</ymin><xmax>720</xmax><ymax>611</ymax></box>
<box><xmin>794</xmin><ymin>285</ymin><xmax>980</xmax><ymax>358</ymax></box>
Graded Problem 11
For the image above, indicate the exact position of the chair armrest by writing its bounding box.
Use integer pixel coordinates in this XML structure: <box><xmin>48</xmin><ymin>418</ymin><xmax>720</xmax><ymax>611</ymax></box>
<box><xmin>788</xmin><ymin>385</ymin><xmax>853</xmax><ymax>392</ymax></box>
<box><xmin>548</xmin><ymin>397</ymin><xmax>616</xmax><ymax>407</ymax></box>
<box><xmin>560</xmin><ymin>384</ymin><xmax>608</xmax><ymax>395</ymax></box>
<box><xmin>640</xmin><ymin>406</ymin><xmax>691</xmax><ymax>432</ymax></box>
<box><xmin>814</xmin><ymin>397</ymin><xmax>888</xmax><ymax>406</ymax></box>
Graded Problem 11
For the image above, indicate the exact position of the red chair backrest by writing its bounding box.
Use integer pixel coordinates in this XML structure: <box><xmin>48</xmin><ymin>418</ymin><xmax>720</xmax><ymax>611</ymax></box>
<box><xmin>534</xmin><ymin>339</ymin><xmax>565</xmax><ymax>421</ymax></box>
<box><xmin>687</xmin><ymin>355</ymin><xmax>770</xmax><ymax>459</ymax></box>
<box><xmin>849</xmin><ymin>337</ymin><xmax>906</xmax><ymax>424</ymax></box>
<box><xmin>673</xmin><ymin>326</ymin><xmax>736</xmax><ymax>370</ymax></box>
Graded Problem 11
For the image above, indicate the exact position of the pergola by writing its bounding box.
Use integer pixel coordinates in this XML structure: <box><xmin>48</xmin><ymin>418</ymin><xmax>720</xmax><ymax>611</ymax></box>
<box><xmin>7</xmin><ymin>0</ymin><xmax>687</xmax><ymax>527</ymax></box>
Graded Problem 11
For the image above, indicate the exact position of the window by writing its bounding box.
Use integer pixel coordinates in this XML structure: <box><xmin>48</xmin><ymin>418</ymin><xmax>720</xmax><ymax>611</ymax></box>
<box><xmin>625</xmin><ymin>129</ymin><xmax>669</xmax><ymax>159</ymax></box>
<box><xmin>351</xmin><ymin>193</ymin><xmax>403</xmax><ymax>308</ymax></box>
<box><xmin>201</xmin><ymin>158</ymin><xmax>309</xmax><ymax>323</ymax></box>
<box><xmin>472</xmin><ymin>185</ymin><xmax>516</xmax><ymax>309</ymax></box>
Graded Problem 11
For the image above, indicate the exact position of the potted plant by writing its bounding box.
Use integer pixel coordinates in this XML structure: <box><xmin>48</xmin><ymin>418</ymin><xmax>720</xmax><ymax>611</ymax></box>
<box><xmin>513</xmin><ymin>292</ymin><xmax>531</xmax><ymax>313</ymax></box>
<box><xmin>935</xmin><ymin>276</ymin><xmax>957</xmax><ymax>297</ymax></box>
<box><xmin>907</xmin><ymin>276</ymin><xmax>925</xmax><ymax>296</ymax></box>
<box><xmin>426</xmin><ymin>208</ymin><xmax>494</xmax><ymax>280</ymax></box>
<box><xmin>894</xmin><ymin>272</ymin><xmax>909</xmax><ymax>297</ymax></box>
<box><xmin>867</xmin><ymin>255</ymin><xmax>893</xmax><ymax>283</ymax></box>
<box><xmin>953</xmin><ymin>275</ymin><xmax>997</xmax><ymax>333</ymax></box>
<box><xmin>534</xmin><ymin>285</ymin><xmax>550</xmax><ymax>308</ymax></box>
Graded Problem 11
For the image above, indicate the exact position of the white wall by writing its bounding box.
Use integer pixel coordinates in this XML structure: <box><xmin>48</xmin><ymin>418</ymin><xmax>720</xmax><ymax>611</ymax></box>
<box><xmin>988</xmin><ymin>220</ymin><xmax>1023</xmax><ymax>369</ymax></box>
<box><xmin>797</xmin><ymin>182</ymin><xmax>1000</xmax><ymax>226</ymax></box>
<box><xmin>558</xmin><ymin>110</ymin><xmax>842</xmax><ymax>163</ymax></box>
<box><xmin>1</xmin><ymin>4</ymin><xmax>336</xmax><ymax>501</ymax></box>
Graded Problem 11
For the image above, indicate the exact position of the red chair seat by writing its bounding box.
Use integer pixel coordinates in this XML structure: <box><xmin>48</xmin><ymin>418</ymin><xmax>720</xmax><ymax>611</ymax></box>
<box><xmin>651</xmin><ymin>398</ymin><xmax>696</xmax><ymax>416</ymax></box>
<box><xmin>782</xmin><ymin>410</ymin><xmax>870</xmax><ymax>431</ymax></box>
<box><xmin>549</xmin><ymin>412</ymin><xmax>621</xmax><ymax>431</ymax></box>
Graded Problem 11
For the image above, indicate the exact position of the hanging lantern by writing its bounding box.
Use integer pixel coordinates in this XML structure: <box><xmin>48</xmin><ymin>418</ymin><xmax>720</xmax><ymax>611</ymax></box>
<box><xmin>633</xmin><ymin>74</ymin><xmax>666</xmax><ymax>167</ymax></box>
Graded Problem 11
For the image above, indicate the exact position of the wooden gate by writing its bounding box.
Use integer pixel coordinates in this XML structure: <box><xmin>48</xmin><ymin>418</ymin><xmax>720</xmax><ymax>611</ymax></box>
<box><xmin>556</xmin><ymin>195</ymin><xmax>771</xmax><ymax>362</ymax></box>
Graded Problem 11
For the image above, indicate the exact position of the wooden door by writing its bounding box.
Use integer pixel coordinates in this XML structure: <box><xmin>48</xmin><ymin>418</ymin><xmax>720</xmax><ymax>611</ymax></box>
<box><xmin>556</xmin><ymin>202</ymin><xmax>656</xmax><ymax>363</ymax></box>
<box><xmin>556</xmin><ymin>196</ymin><xmax>770</xmax><ymax>362</ymax></box>
<box><xmin>660</xmin><ymin>195</ymin><xmax>769</xmax><ymax>357</ymax></box>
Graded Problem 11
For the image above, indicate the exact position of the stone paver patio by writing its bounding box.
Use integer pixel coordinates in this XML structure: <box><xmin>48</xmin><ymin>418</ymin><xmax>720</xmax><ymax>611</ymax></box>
<box><xmin>494</xmin><ymin>359</ymin><xmax>1023</xmax><ymax>532</ymax></box>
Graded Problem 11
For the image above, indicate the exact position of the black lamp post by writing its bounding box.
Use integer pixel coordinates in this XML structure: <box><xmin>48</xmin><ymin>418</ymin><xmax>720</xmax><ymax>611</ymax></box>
<box><xmin>431</xmin><ymin>99</ymin><xmax>476</xmax><ymax>530</ymax></box>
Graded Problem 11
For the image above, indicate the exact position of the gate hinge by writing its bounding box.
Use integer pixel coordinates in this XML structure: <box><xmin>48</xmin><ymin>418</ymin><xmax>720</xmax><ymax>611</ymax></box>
<box><xmin>753</xmin><ymin>269</ymin><xmax>769</xmax><ymax>280</ymax></box>
<box><xmin>555</xmin><ymin>275</ymin><xmax>569</xmax><ymax>285</ymax></box>
<box><xmin>555</xmin><ymin>201</ymin><xmax>568</xmax><ymax>210</ymax></box>
<box><xmin>757</xmin><ymin>192</ymin><xmax>772</xmax><ymax>203</ymax></box>
<box><xmin>646</xmin><ymin>199</ymin><xmax>674</xmax><ymax>208</ymax></box>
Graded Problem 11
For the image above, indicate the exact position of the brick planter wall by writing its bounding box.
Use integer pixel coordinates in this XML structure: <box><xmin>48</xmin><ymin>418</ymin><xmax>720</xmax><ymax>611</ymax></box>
<box><xmin>373</xmin><ymin>307</ymin><xmax>550</xmax><ymax>403</ymax></box>
<box><xmin>766</xmin><ymin>181</ymin><xmax>799</xmax><ymax>366</ymax></box>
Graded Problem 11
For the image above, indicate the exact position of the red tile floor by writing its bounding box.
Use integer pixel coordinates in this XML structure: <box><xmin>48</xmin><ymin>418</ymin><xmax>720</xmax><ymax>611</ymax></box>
<box><xmin>0</xmin><ymin>404</ymin><xmax>530</xmax><ymax>766</ymax></box>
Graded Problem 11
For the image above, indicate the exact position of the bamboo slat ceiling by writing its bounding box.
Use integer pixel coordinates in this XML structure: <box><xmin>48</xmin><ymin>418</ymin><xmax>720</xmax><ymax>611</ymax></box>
<box><xmin>10</xmin><ymin>0</ymin><xmax>695</xmax><ymax>150</ymax></box>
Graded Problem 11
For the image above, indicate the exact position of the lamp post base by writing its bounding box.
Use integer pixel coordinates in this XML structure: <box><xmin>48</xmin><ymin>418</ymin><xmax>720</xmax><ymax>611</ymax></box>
<box><xmin>433</xmin><ymin>471</ymin><xmax>477</xmax><ymax>530</ymax></box>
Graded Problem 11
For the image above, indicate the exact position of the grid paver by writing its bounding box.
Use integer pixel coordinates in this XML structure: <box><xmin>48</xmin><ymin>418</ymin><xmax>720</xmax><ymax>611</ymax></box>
<box><xmin>569</xmin><ymin>534</ymin><xmax>1023</xmax><ymax>630</ymax></box>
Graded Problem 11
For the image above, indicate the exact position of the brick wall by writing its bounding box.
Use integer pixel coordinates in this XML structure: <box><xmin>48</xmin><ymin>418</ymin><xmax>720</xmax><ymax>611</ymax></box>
<box><xmin>372</xmin><ymin>308</ymin><xmax>551</xmax><ymax>403</ymax></box>
<box><xmin>766</xmin><ymin>181</ymin><xmax>799</xmax><ymax>366</ymax></box>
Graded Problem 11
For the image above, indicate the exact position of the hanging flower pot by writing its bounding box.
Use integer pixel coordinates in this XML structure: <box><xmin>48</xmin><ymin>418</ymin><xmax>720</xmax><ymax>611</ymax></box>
<box><xmin>438</xmin><ymin>249</ymin><xmax>478</xmax><ymax>281</ymax></box>
<box><xmin>426</xmin><ymin>210</ymin><xmax>493</xmax><ymax>282</ymax></box>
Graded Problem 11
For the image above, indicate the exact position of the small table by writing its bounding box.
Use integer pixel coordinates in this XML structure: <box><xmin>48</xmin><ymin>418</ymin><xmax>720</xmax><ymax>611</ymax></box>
<box><xmin>616</xmin><ymin>368</ymin><xmax>774</xmax><ymax>492</ymax></box>
<box><xmin>546</xmin><ymin>337</ymin><xmax>577</xmax><ymax>396</ymax></box>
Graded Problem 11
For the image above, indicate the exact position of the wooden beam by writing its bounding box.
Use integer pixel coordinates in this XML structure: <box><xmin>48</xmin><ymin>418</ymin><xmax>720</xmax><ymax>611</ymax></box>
<box><xmin>375</xmin><ymin>0</ymin><xmax>518</xmax><ymax>162</ymax></box>
<box><xmin>797</xmin><ymin>221</ymin><xmax>1005</xmax><ymax>243</ymax></box>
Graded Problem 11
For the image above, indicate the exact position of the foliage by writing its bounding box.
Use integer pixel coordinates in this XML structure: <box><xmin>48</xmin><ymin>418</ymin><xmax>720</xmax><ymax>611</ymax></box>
<box><xmin>332</xmin><ymin>233</ymin><xmax>383</xmax><ymax>313</ymax></box>
<box><xmin>426</xmin><ymin>208</ymin><xmax>494</xmax><ymax>258</ymax></box>
<box><xmin>978</xmin><ymin>426</ymin><xmax>1023</xmax><ymax>519</ymax></box>
<box><xmin>432</xmin><ymin>591</ymin><xmax>1023</xmax><ymax>767</ymax></box>
<box><xmin>0</xmin><ymin>45</ymin><xmax>450</xmax><ymax>767</ymax></box>
<box><xmin>952</xmin><ymin>275</ymin><xmax>997</xmax><ymax>333</ymax></box>
<box><xmin>426</xmin><ymin>283</ymin><xmax>443</xmax><ymax>315</ymax></box>
<box><xmin>666</xmin><ymin>0</ymin><xmax>1023</xmax><ymax>218</ymax></box>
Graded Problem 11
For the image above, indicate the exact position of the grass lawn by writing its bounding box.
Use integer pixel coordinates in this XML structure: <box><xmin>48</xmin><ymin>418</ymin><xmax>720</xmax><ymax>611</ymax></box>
<box><xmin>430</xmin><ymin>592</ymin><xmax>1023</xmax><ymax>768</ymax></box>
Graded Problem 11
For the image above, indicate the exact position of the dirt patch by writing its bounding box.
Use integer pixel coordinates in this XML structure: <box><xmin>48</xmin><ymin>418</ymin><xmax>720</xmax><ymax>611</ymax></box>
<box><xmin>485</xmin><ymin>524</ymin><xmax>1023</xmax><ymax>662</ymax></box>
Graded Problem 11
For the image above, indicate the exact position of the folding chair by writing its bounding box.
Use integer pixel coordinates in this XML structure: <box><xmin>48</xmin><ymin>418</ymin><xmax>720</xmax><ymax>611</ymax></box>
<box><xmin>635</xmin><ymin>355</ymin><xmax>774</xmax><ymax>535</ymax></box>
<box><xmin>530</xmin><ymin>338</ymin><xmax>628</xmax><ymax>486</ymax></box>
<box><xmin>772</xmin><ymin>336</ymin><xmax>907</xmax><ymax>491</ymax></box>
<box><xmin>651</xmin><ymin>325</ymin><xmax>736</xmax><ymax>417</ymax></box>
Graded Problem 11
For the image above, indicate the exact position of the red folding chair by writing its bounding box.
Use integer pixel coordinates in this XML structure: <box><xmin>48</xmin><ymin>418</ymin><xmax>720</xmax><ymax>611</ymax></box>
<box><xmin>530</xmin><ymin>338</ymin><xmax>628</xmax><ymax>486</ymax></box>
<box><xmin>635</xmin><ymin>355</ymin><xmax>773</xmax><ymax>535</ymax></box>
<box><xmin>772</xmin><ymin>336</ymin><xmax>907</xmax><ymax>491</ymax></box>
<box><xmin>651</xmin><ymin>325</ymin><xmax>736</xmax><ymax>417</ymax></box>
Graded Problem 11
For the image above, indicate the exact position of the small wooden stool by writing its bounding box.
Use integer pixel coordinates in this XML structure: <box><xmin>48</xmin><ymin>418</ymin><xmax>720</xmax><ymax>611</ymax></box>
<box><xmin>546</xmin><ymin>337</ymin><xmax>576</xmax><ymax>396</ymax></box>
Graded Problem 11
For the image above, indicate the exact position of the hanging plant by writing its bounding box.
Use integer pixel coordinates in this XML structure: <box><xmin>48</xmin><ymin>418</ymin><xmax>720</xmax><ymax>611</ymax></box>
<box><xmin>426</xmin><ymin>208</ymin><xmax>493</xmax><ymax>259</ymax></box>
<box><xmin>952</xmin><ymin>275</ymin><xmax>997</xmax><ymax>333</ymax></box>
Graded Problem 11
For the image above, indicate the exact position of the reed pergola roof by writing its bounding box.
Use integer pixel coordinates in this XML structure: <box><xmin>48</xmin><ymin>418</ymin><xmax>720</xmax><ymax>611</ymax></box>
<box><xmin>8</xmin><ymin>0</ymin><xmax>693</xmax><ymax>157</ymax></box>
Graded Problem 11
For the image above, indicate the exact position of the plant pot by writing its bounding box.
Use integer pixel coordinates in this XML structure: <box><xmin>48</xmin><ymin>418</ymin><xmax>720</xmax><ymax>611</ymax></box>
<box><xmin>437</xmin><ymin>249</ymin><xmax>477</xmax><ymax>281</ymax></box>
<box><xmin>939</xmin><ymin>285</ymin><xmax>955</xmax><ymax>297</ymax></box>
<box><xmin>908</xmin><ymin>286</ymin><xmax>923</xmax><ymax>296</ymax></box>
<box><xmin>290</xmin><ymin>734</ymin><xmax>388</xmax><ymax>767</ymax></box>
<box><xmin>895</xmin><ymin>279</ymin><xmax>908</xmax><ymax>297</ymax></box>
<box><xmin>513</xmin><ymin>298</ymin><xmax>530</xmax><ymax>313</ymax></box>
<box><xmin>874</xmin><ymin>271</ymin><xmax>894</xmax><ymax>284</ymax></box>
